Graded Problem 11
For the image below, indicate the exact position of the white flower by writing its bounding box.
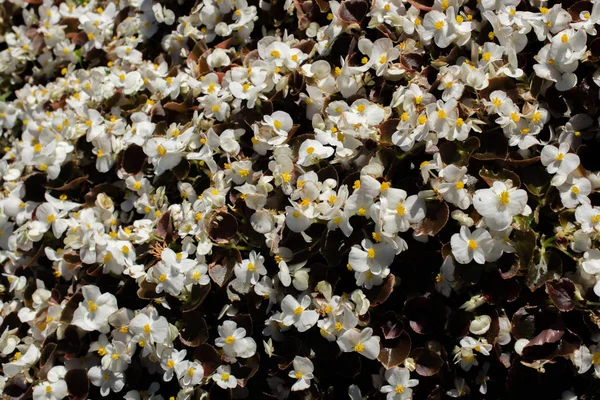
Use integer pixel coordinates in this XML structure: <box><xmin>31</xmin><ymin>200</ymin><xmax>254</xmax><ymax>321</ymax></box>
<box><xmin>337</xmin><ymin>327</ymin><xmax>380</xmax><ymax>360</ymax></box>
<box><xmin>575</xmin><ymin>204</ymin><xmax>600</xmax><ymax>233</ymax></box>
<box><xmin>215</xmin><ymin>320</ymin><xmax>257</xmax><ymax>358</ymax></box>
<box><xmin>33</xmin><ymin>380</ymin><xmax>68</xmax><ymax>400</ymax></box>
<box><xmin>297</xmin><ymin>139</ymin><xmax>334</xmax><ymax>166</ymax></box>
<box><xmin>72</xmin><ymin>285</ymin><xmax>118</xmax><ymax>334</ymax></box>
<box><xmin>558</xmin><ymin>175</ymin><xmax>591</xmax><ymax>208</ymax></box>
<box><xmin>472</xmin><ymin>181</ymin><xmax>529</xmax><ymax>231</ymax></box>
<box><xmin>289</xmin><ymin>356</ymin><xmax>314</xmax><ymax>391</ymax></box>
<box><xmin>234</xmin><ymin>250</ymin><xmax>267</xmax><ymax>285</ymax></box>
<box><xmin>175</xmin><ymin>360</ymin><xmax>204</xmax><ymax>387</ymax></box>
<box><xmin>541</xmin><ymin>143</ymin><xmax>580</xmax><ymax>185</ymax></box>
<box><xmin>280</xmin><ymin>295</ymin><xmax>319</xmax><ymax>332</ymax></box>
<box><xmin>213</xmin><ymin>365</ymin><xmax>237</xmax><ymax>389</ymax></box>
<box><xmin>450</xmin><ymin>226</ymin><xmax>494</xmax><ymax>264</ymax></box>
<box><xmin>421</xmin><ymin>9</ymin><xmax>456</xmax><ymax>48</ymax></box>
<box><xmin>129</xmin><ymin>308</ymin><xmax>169</xmax><ymax>344</ymax></box>
<box><xmin>88</xmin><ymin>366</ymin><xmax>125</xmax><ymax>396</ymax></box>
<box><xmin>348</xmin><ymin>239</ymin><xmax>395</xmax><ymax>275</ymax></box>
<box><xmin>380</xmin><ymin>367</ymin><xmax>419</xmax><ymax>400</ymax></box>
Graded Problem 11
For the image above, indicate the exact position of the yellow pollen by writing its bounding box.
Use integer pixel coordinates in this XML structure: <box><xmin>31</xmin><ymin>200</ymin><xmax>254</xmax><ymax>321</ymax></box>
<box><xmin>592</xmin><ymin>352</ymin><xmax>600</xmax><ymax>365</ymax></box>
<box><xmin>531</xmin><ymin>111</ymin><xmax>542</xmax><ymax>123</ymax></box>
<box><xmin>133</xmin><ymin>182</ymin><xmax>142</xmax><ymax>190</ymax></box>
<box><xmin>437</xmin><ymin>109</ymin><xmax>447</xmax><ymax>119</ymax></box>
<box><xmin>396</xmin><ymin>204</ymin><xmax>406</xmax><ymax>215</ymax></box>
<box><xmin>211</xmin><ymin>105</ymin><xmax>220</xmax><ymax>113</ymax></box>
<box><xmin>434</xmin><ymin>20</ymin><xmax>445</xmax><ymax>30</ymax></box>
<box><xmin>555</xmin><ymin>153</ymin><xmax>564</xmax><ymax>161</ymax></box>
<box><xmin>488</xmin><ymin>32</ymin><xmax>495</xmax><ymax>40</ymax></box>
<box><xmin>401</xmin><ymin>112</ymin><xmax>409</xmax><ymax>122</ymax></box>
<box><xmin>575</xmin><ymin>131</ymin><xmax>581</xmax><ymax>136</ymax></box>
<box><xmin>456</xmin><ymin>118</ymin><xmax>464</xmax><ymax>127</ymax></box>
<box><xmin>372</xmin><ymin>232</ymin><xmax>381</xmax><ymax>242</ymax></box>
<box><xmin>415</xmin><ymin>18</ymin><xmax>421</xmax><ymax>25</ymax></box>
<box><xmin>539</xmin><ymin>7</ymin><xmax>548</xmax><ymax>14</ymax></box>
<box><xmin>571</xmin><ymin>186</ymin><xmax>580</xmax><ymax>195</ymax></box>
<box><xmin>335</xmin><ymin>322</ymin><xmax>343</xmax><ymax>331</ymax></box>
<box><xmin>395</xmin><ymin>385</ymin><xmax>405</xmax><ymax>394</ymax></box>
<box><xmin>157</xmin><ymin>145</ymin><xmax>167</xmax><ymax>156</ymax></box>
<box><xmin>591</xmin><ymin>215</ymin><xmax>600</xmax><ymax>223</ymax></box>
<box><xmin>239</xmin><ymin>169</ymin><xmax>250</xmax><ymax>177</ymax></box>
<box><xmin>46</xmin><ymin>386</ymin><xmax>53</xmax><ymax>393</ymax></box>
<box><xmin>361</xmin><ymin>57</ymin><xmax>369</xmax><ymax>64</ymax></box>
<box><xmin>291</xmin><ymin>54</ymin><xmax>298</xmax><ymax>62</ymax></box>
<box><xmin>282</xmin><ymin>172</ymin><xmax>291</xmax><ymax>183</ymax></box>
<box><xmin>225</xmin><ymin>335</ymin><xmax>235</xmax><ymax>344</ymax></box>
<box><xmin>354</xmin><ymin>343</ymin><xmax>365</xmax><ymax>352</ymax></box>
<box><xmin>46</xmin><ymin>214</ymin><xmax>56</xmax><ymax>223</ymax></box>
<box><xmin>222</xmin><ymin>373</ymin><xmax>231</xmax><ymax>380</ymax></box>
<box><xmin>292</xmin><ymin>211</ymin><xmax>301</xmax><ymax>218</ymax></box>
<box><xmin>112</xmin><ymin>353</ymin><xmax>120</xmax><ymax>360</ymax></box>
<box><xmin>415</xmin><ymin>95</ymin><xmax>422</xmax><ymax>105</ymax></box>
<box><xmin>306</xmin><ymin>147</ymin><xmax>315</xmax><ymax>154</ymax></box>
<box><xmin>353</xmin><ymin>180</ymin><xmax>361</xmax><ymax>189</ymax></box>
<box><xmin>520</xmin><ymin>128</ymin><xmax>530</xmax><ymax>135</ymax></box>
<box><xmin>418</xmin><ymin>115</ymin><xmax>427</xmax><ymax>125</ymax></box>
<box><xmin>455</xmin><ymin>181</ymin><xmax>465</xmax><ymax>190</ymax></box>
<box><xmin>499</xmin><ymin>191</ymin><xmax>510</xmax><ymax>205</ymax></box>
<box><xmin>301</xmin><ymin>198</ymin><xmax>310</xmax><ymax>206</ymax></box>
<box><xmin>87</xmin><ymin>301</ymin><xmax>97</xmax><ymax>312</ymax></box>
<box><xmin>482</xmin><ymin>52</ymin><xmax>491</xmax><ymax>61</ymax></box>
<box><xmin>561</xmin><ymin>34</ymin><xmax>569</xmax><ymax>43</ymax></box>
<box><xmin>468</xmin><ymin>240</ymin><xmax>478</xmax><ymax>250</ymax></box>
<box><xmin>510</xmin><ymin>112</ymin><xmax>521</xmax><ymax>122</ymax></box>
<box><xmin>167</xmin><ymin>360</ymin><xmax>175</xmax><ymax>369</ymax></box>
<box><xmin>159</xmin><ymin>274</ymin><xmax>167</xmax><ymax>282</ymax></box>
<box><xmin>380</xmin><ymin>182</ymin><xmax>390</xmax><ymax>191</ymax></box>
<box><xmin>357</xmin><ymin>208</ymin><xmax>367</xmax><ymax>216</ymax></box>
<box><xmin>379</xmin><ymin>55</ymin><xmax>386</xmax><ymax>64</ymax></box>
<box><xmin>98</xmin><ymin>347</ymin><xmax>107</xmax><ymax>356</ymax></box>
<box><xmin>435</xmin><ymin>273</ymin><xmax>443</xmax><ymax>282</ymax></box>
<box><xmin>273</xmin><ymin>120</ymin><xmax>282</xmax><ymax>129</ymax></box>
<box><xmin>247</xmin><ymin>262</ymin><xmax>255</xmax><ymax>272</ymax></box>
<box><xmin>34</xmin><ymin>143</ymin><xmax>43</xmax><ymax>152</ymax></box>
<box><xmin>103</xmin><ymin>253</ymin><xmax>112</xmax><ymax>263</ymax></box>
<box><xmin>294</xmin><ymin>306</ymin><xmax>304</xmax><ymax>315</ymax></box>
<box><xmin>492</xmin><ymin>97</ymin><xmax>502</xmax><ymax>107</ymax></box>
<box><xmin>367</xmin><ymin>248</ymin><xmax>376</xmax><ymax>259</ymax></box>
<box><xmin>328</xmin><ymin>195</ymin><xmax>337</xmax><ymax>204</ymax></box>
<box><xmin>270</xmin><ymin>50</ymin><xmax>280</xmax><ymax>58</ymax></box>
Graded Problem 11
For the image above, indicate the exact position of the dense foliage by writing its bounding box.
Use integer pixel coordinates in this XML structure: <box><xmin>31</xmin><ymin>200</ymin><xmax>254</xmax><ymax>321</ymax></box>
<box><xmin>1</xmin><ymin>0</ymin><xmax>600</xmax><ymax>399</ymax></box>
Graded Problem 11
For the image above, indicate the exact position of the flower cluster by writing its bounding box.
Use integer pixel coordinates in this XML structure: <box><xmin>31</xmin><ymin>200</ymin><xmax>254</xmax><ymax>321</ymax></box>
<box><xmin>1</xmin><ymin>0</ymin><xmax>600</xmax><ymax>399</ymax></box>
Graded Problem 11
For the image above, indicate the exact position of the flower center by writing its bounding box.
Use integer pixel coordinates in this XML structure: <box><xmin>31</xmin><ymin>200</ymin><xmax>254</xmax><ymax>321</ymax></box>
<box><xmin>434</xmin><ymin>20</ymin><xmax>445</xmax><ymax>30</ymax></box>
<box><xmin>87</xmin><ymin>301</ymin><xmax>97</xmax><ymax>312</ymax></box>
<box><xmin>591</xmin><ymin>215</ymin><xmax>600</xmax><ymax>223</ymax></box>
<box><xmin>499</xmin><ymin>191</ymin><xmax>510</xmax><ymax>205</ymax></box>
<box><xmin>46</xmin><ymin>386</ymin><xmax>53</xmax><ymax>393</ymax></box>
<box><xmin>159</xmin><ymin>274</ymin><xmax>167</xmax><ymax>282</ymax></box>
<box><xmin>367</xmin><ymin>248</ymin><xmax>376</xmax><ymax>258</ymax></box>
<box><xmin>144</xmin><ymin>324</ymin><xmax>151</xmax><ymax>334</ymax></box>
<box><xmin>571</xmin><ymin>186</ymin><xmax>580</xmax><ymax>195</ymax></box>
<box><xmin>247</xmin><ymin>262</ymin><xmax>255</xmax><ymax>271</ymax></box>
<box><xmin>455</xmin><ymin>181</ymin><xmax>465</xmax><ymax>190</ymax></box>
<box><xmin>437</xmin><ymin>109</ymin><xmax>446</xmax><ymax>119</ymax></box>
<box><xmin>354</xmin><ymin>343</ymin><xmax>365</xmax><ymax>352</ymax></box>
<box><xmin>112</xmin><ymin>353</ymin><xmax>120</xmax><ymax>360</ymax></box>
<box><xmin>294</xmin><ymin>306</ymin><xmax>304</xmax><ymax>315</ymax></box>
<box><xmin>555</xmin><ymin>153</ymin><xmax>564</xmax><ymax>161</ymax></box>
<box><xmin>222</xmin><ymin>373</ymin><xmax>230</xmax><ymax>380</ymax></box>
<box><xmin>295</xmin><ymin>371</ymin><xmax>303</xmax><ymax>379</ymax></box>
<box><xmin>592</xmin><ymin>352</ymin><xmax>600</xmax><ymax>365</ymax></box>
<box><xmin>395</xmin><ymin>385</ymin><xmax>405</xmax><ymax>394</ymax></box>
<box><xmin>482</xmin><ymin>52</ymin><xmax>491</xmax><ymax>61</ymax></box>
<box><xmin>468</xmin><ymin>240</ymin><xmax>478</xmax><ymax>250</ymax></box>
<box><xmin>225</xmin><ymin>335</ymin><xmax>235</xmax><ymax>344</ymax></box>
<box><xmin>167</xmin><ymin>359</ymin><xmax>175</xmax><ymax>369</ymax></box>
<box><xmin>273</xmin><ymin>120</ymin><xmax>282</xmax><ymax>129</ymax></box>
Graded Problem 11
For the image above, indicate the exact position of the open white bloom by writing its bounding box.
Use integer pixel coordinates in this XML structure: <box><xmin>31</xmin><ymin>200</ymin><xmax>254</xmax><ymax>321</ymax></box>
<box><xmin>215</xmin><ymin>320</ymin><xmax>257</xmax><ymax>358</ymax></box>
<box><xmin>450</xmin><ymin>226</ymin><xmax>494</xmax><ymax>265</ymax></box>
<box><xmin>541</xmin><ymin>143</ymin><xmax>580</xmax><ymax>186</ymax></box>
<box><xmin>380</xmin><ymin>367</ymin><xmax>419</xmax><ymax>400</ymax></box>
<box><xmin>289</xmin><ymin>356</ymin><xmax>314</xmax><ymax>391</ymax></box>
<box><xmin>280</xmin><ymin>295</ymin><xmax>319</xmax><ymax>332</ymax></box>
<box><xmin>72</xmin><ymin>285</ymin><xmax>118</xmax><ymax>334</ymax></box>
<box><xmin>473</xmin><ymin>181</ymin><xmax>529</xmax><ymax>231</ymax></box>
<box><xmin>348</xmin><ymin>239</ymin><xmax>395</xmax><ymax>275</ymax></box>
<box><xmin>337</xmin><ymin>327</ymin><xmax>380</xmax><ymax>360</ymax></box>
<box><xmin>213</xmin><ymin>365</ymin><xmax>238</xmax><ymax>389</ymax></box>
